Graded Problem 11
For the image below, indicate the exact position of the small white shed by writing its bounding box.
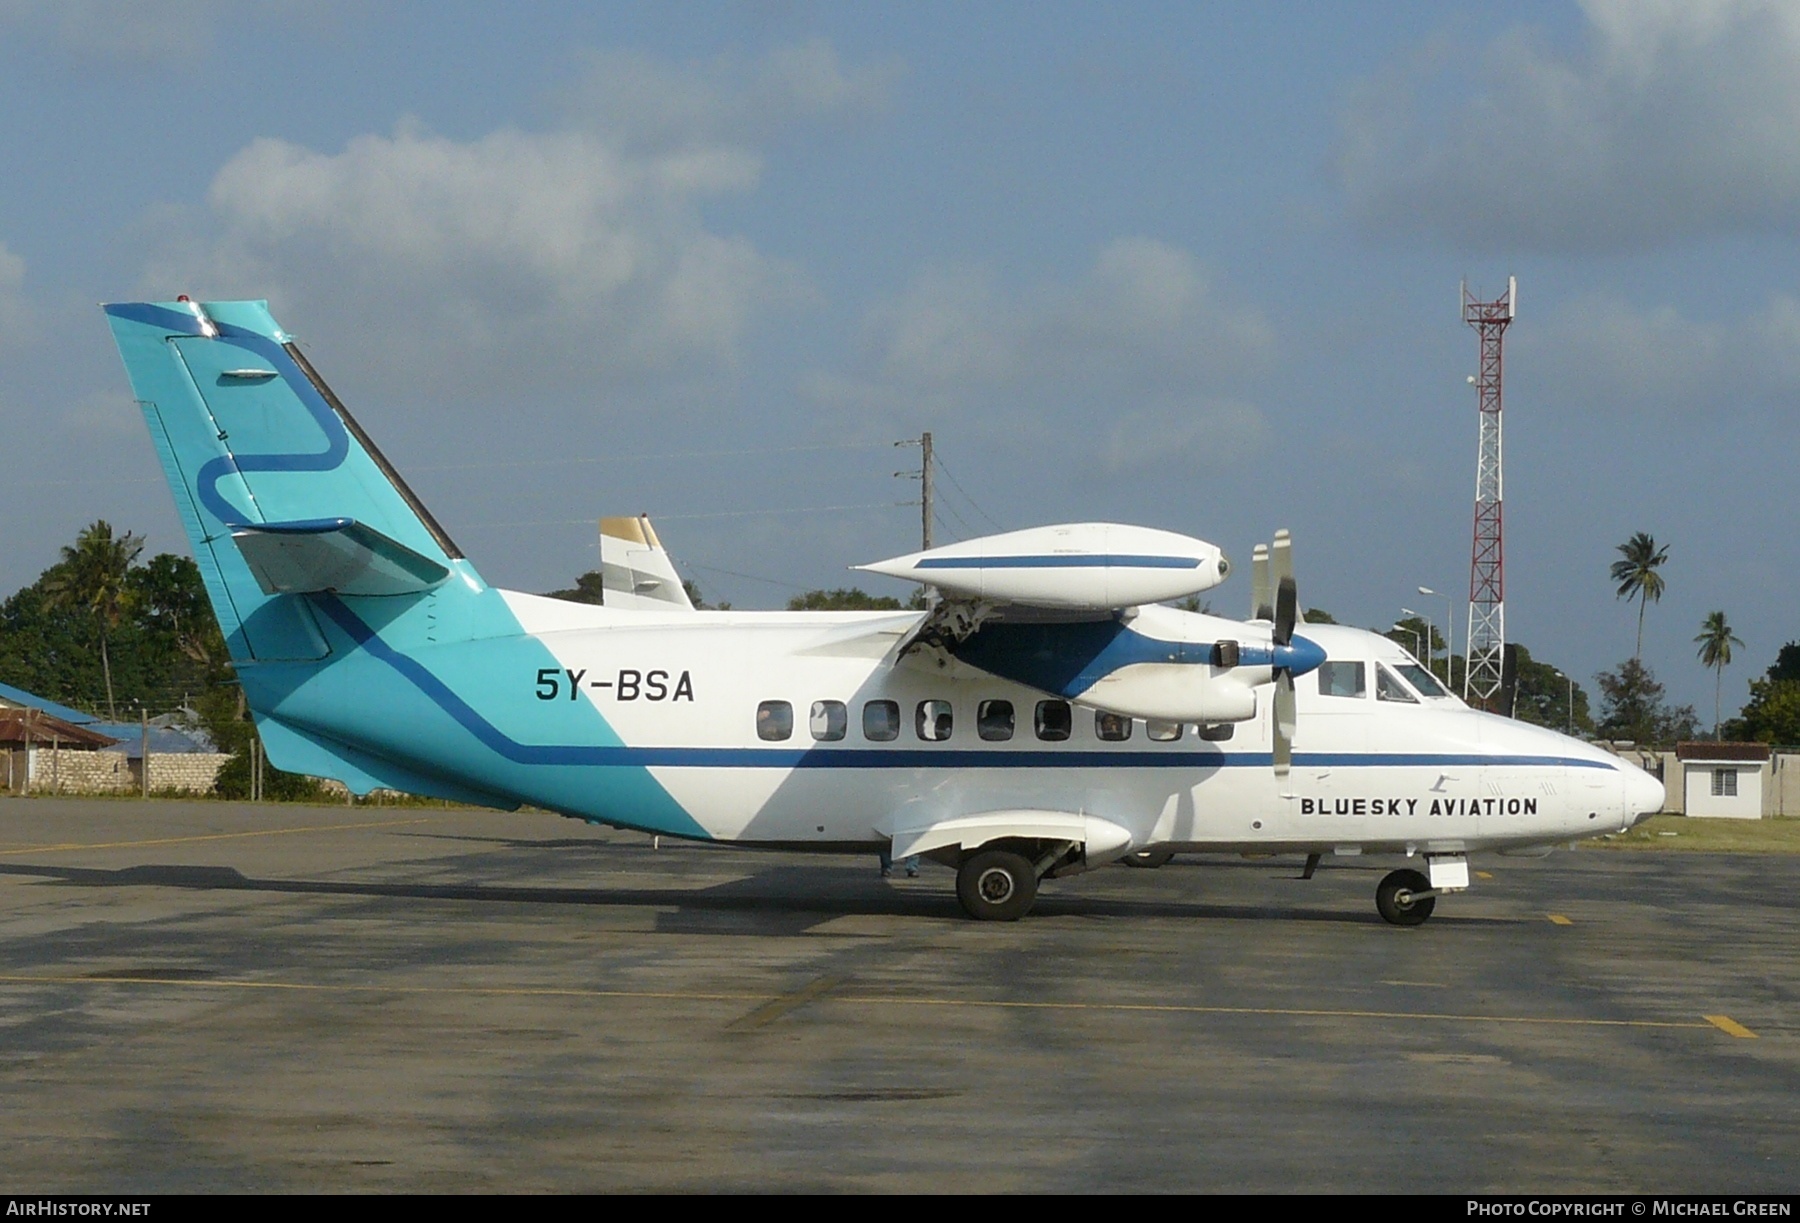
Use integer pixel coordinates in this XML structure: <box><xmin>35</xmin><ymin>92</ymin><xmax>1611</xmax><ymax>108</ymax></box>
<box><xmin>1676</xmin><ymin>742</ymin><xmax>1771</xmax><ymax>819</ymax></box>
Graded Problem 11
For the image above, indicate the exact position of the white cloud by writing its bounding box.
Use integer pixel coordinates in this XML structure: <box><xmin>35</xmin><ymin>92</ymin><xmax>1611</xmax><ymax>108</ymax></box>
<box><xmin>1521</xmin><ymin>293</ymin><xmax>1800</xmax><ymax>416</ymax></box>
<box><xmin>0</xmin><ymin>242</ymin><xmax>30</xmax><ymax>351</ymax></box>
<box><xmin>139</xmin><ymin>43</ymin><xmax>889</xmax><ymax>399</ymax></box>
<box><xmin>1338</xmin><ymin>0</ymin><xmax>1800</xmax><ymax>251</ymax></box>
<box><xmin>0</xmin><ymin>0</ymin><xmax>317</xmax><ymax>62</ymax></box>
<box><xmin>561</xmin><ymin>38</ymin><xmax>900</xmax><ymax>150</ymax></box>
<box><xmin>807</xmin><ymin>238</ymin><xmax>1273</xmax><ymax>474</ymax></box>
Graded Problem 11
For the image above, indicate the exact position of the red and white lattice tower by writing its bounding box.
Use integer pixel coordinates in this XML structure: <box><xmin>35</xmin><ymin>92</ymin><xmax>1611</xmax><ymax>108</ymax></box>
<box><xmin>1462</xmin><ymin>277</ymin><xmax>1515</xmax><ymax>708</ymax></box>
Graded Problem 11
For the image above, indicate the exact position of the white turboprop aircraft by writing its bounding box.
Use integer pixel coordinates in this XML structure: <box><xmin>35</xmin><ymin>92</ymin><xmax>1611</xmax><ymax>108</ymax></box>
<box><xmin>103</xmin><ymin>298</ymin><xmax>1665</xmax><ymax>924</ymax></box>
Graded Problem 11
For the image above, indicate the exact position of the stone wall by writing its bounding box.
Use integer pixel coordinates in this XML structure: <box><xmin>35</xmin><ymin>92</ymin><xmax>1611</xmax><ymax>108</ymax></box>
<box><xmin>3</xmin><ymin>748</ymin><xmax>228</xmax><ymax>795</ymax></box>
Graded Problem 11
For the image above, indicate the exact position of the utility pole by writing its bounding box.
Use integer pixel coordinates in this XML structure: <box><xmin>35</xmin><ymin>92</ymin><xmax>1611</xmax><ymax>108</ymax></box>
<box><xmin>920</xmin><ymin>431</ymin><xmax>934</xmax><ymax>552</ymax></box>
<box><xmin>896</xmin><ymin>431</ymin><xmax>937</xmax><ymax>605</ymax></box>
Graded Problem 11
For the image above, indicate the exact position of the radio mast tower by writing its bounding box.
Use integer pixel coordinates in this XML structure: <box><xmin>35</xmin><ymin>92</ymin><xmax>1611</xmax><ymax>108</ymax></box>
<box><xmin>1462</xmin><ymin>277</ymin><xmax>1515</xmax><ymax>709</ymax></box>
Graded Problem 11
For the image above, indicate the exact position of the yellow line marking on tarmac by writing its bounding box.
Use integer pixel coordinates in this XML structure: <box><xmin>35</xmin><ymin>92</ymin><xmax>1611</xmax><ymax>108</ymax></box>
<box><xmin>0</xmin><ymin>973</ymin><xmax>767</xmax><ymax>1004</ymax></box>
<box><xmin>727</xmin><ymin>974</ymin><xmax>846</xmax><ymax>1031</ymax></box>
<box><xmin>1703</xmin><ymin>1014</ymin><xmax>1757</xmax><ymax>1038</ymax></box>
<box><xmin>0</xmin><ymin>817</ymin><xmax>434</xmax><ymax>857</ymax></box>
<box><xmin>1547</xmin><ymin>914</ymin><xmax>1573</xmax><ymax>925</ymax></box>
<box><xmin>0</xmin><ymin>973</ymin><xmax>1727</xmax><ymax>1033</ymax></box>
<box><xmin>1475</xmin><ymin>871</ymin><xmax>1494</xmax><ymax>880</ymax></box>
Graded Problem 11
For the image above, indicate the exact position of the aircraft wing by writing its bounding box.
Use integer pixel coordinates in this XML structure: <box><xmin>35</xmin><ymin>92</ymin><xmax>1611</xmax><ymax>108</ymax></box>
<box><xmin>856</xmin><ymin>523</ymin><xmax>1322</xmax><ymax>725</ymax></box>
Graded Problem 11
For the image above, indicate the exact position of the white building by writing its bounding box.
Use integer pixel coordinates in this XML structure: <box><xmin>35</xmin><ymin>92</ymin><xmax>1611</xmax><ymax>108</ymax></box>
<box><xmin>1675</xmin><ymin>742</ymin><xmax>1771</xmax><ymax>819</ymax></box>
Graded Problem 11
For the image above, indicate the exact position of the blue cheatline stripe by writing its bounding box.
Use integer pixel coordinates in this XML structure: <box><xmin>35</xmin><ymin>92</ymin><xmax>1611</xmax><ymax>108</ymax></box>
<box><xmin>315</xmin><ymin>596</ymin><xmax>1620</xmax><ymax>775</ymax></box>
<box><xmin>917</xmin><ymin>554</ymin><xmax>1200</xmax><ymax>570</ymax></box>
<box><xmin>104</xmin><ymin>302</ymin><xmax>352</xmax><ymax>527</ymax></box>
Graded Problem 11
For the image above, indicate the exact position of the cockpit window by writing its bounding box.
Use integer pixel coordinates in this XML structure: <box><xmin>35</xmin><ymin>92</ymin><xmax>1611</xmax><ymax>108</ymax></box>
<box><xmin>1395</xmin><ymin>663</ymin><xmax>1448</xmax><ymax>698</ymax></box>
<box><xmin>1376</xmin><ymin>663</ymin><xmax>1419</xmax><ymax>704</ymax></box>
<box><xmin>1317</xmin><ymin>661</ymin><xmax>1365</xmax><ymax>699</ymax></box>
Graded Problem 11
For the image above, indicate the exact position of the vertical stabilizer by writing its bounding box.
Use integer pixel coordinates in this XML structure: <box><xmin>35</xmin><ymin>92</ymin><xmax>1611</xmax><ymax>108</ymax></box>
<box><xmin>597</xmin><ymin>515</ymin><xmax>695</xmax><ymax>611</ymax></box>
<box><xmin>103</xmin><ymin>299</ymin><xmax>485</xmax><ymax>662</ymax></box>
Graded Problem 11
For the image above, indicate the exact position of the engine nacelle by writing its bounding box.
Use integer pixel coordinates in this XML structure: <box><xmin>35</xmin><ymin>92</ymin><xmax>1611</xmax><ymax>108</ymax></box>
<box><xmin>858</xmin><ymin>523</ymin><xmax>1230</xmax><ymax>610</ymax></box>
<box><xmin>1078</xmin><ymin>664</ymin><xmax>1260</xmax><ymax>723</ymax></box>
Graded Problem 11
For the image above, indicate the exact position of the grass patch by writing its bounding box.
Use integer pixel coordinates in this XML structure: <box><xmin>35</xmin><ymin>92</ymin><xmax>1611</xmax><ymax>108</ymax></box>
<box><xmin>1584</xmin><ymin>813</ymin><xmax>1800</xmax><ymax>853</ymax></box>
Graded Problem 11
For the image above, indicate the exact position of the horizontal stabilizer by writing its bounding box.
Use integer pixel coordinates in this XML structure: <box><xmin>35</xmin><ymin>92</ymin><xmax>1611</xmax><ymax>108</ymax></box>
<box><xmin>233</xmin><ymin>518</ymin><xmax>451</xmax><ymax>596</ymax></box>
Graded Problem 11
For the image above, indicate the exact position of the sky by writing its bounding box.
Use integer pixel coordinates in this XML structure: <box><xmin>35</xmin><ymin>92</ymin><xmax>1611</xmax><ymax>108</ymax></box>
<box><xmin>0</xmin><ymin>0</ymin><xmax>1794</xmax><ymax>721</ymax></box>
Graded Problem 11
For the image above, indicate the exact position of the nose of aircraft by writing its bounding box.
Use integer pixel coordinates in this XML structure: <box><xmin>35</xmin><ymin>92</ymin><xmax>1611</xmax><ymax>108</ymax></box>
<box><xmin>1278</xmin><ymin>634</ymin><xmax>1327</xmax><ymax>679</ymax></box>
<box><xmin>1621</xmin><ymin>763</ymin><xmax>1665</xmax><ymax>827</ymax></box>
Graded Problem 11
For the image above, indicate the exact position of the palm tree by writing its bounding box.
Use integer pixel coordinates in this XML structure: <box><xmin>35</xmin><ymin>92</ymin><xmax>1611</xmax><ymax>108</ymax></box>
<box><xmin>1694</xmin><ymin>611</ymin><xmax>1743</xmax><ymax>740</ymax></box>
<box><xmin>42</xmin><ymin>520</ymin><xmax>145</xmax><ymax>720</ymax></box>
<box><xmin>1610</xmin><ymin>532</ymin><xmax>1669</xmax><ymax>661</ymax></box>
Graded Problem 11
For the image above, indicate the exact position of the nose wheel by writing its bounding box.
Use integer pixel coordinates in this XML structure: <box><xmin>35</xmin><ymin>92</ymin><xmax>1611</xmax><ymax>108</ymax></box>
<box><xmin>1376</xmin><ymin>868</ymin><xmax>1435</xmax><ymax>926</ymax></box>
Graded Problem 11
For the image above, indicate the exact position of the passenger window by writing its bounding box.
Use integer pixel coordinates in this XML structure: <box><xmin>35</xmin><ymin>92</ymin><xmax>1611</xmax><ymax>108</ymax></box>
<box><xmin>1095</xmin><ymin>711</ymin><xmax>1132</xmax><ymax>742</ymax></box>
<box><xmin>1035</xmin><ymin>700</ymin><xmax>1072</xmax><ymax>741</ymax></box>
<box><xmin>1198</xmin><ymin>723</ymin><xmax>1234</xmax><ymax>741</ymax></box>
<box><xmin>863</xmin><ymin>699</ymin><xmax>900</xmax><ymax>742</ymax></box>
<box><xmin>756</xmin><ymin>700</ymin><xmax>793</xmax><ymax>742</ymax></box>
<box><xmin>1376</xmin><ymin>664</ymin><xmax>1419</xmax><ymax>704</ymax></box>
<box><xmin>1317</xmin><ymin>661</ymin><xmax>1366</xmax><ymax>699</ymax></box>
<box><xmin>977</xmin><ymin>699</ymin><xmax>1015</xmax><ymax>742</ymax></box>
<box><xmin>810</xmin><ymin>700</ymin><xmax>847</xmax><ymax>742</ymax></box>
<box><xmin>1147</xmin><ymin>720</ymin><xmax>1184</xmax><ymax>742</ymax></box>
<box><xmin>916</xmin><ymin>699</ymin><xmax>953</xmax><ymax>741</ymax></box>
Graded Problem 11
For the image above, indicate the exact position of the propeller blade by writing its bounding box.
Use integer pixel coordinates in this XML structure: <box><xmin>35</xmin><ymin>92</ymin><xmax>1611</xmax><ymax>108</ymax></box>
<box><xmin>1273</xmin><ymin>671</ymin><xmax>1295</xmax><ymax>777</ymax></box>
<box><xmin>1251</xmin><ymin>544</ymin><xmax>1271</xmax><ymax>621</ymax></box>
<box><xmin>1270</xmin><ymin>528</ymin><xmax>1292</xmax><ymax>592</ymax></box>
<box><xmin>1274</xmin><ymin>575</ymin><xmax>1297</xmax><ymax>648</ymax></box>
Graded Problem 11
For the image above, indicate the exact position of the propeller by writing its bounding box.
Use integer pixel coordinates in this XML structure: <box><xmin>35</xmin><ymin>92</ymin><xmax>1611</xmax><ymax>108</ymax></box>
<box><xmin>1270</xmin><ymin>529</ymin><xmax>1297</xmax><ymax>777</ymax></box>
<box><xmin>1250</xmin><ymin>543</ymin><xmax>1272</xmax><ymax>622</ymax></box>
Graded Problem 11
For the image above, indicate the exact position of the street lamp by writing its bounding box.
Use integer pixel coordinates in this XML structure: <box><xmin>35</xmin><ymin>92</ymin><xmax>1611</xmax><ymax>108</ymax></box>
<box><xmin>1401</xmin><ymin>606</ymin><xmax>1431</xmax><ymax>675</ymax></box>
<box><xmin>1391</xmin><ymin>623</ymin><xmax>1422</xmax><ymax>662</ymax></box>
<box><xmin>1418</xmin><ymin>586</ymin><xmax>1454</xmax><ymax>683</ymax></box>
<box><xmin>1553</xmin><ymin>671</ymin><xmax>1574</xmax><ymax>736</ymax></box>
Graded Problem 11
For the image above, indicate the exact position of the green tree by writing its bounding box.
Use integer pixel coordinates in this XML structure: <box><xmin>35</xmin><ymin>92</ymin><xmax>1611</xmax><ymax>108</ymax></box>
<box><xmin>1507</xmin><ymin>644</ymin><xmax>1592</xmax><ymax>736</ymax></box>
<box><xmin>1610</xmin><ymin>532</ymin><xmax>1669</xmax><ymax>661</ymax></box>
<box><xmin>1594</xmin><ymin>658</ymin><xmax>1695</xmax><ymax>746</ymax></box>
<box><xmin>41</xmin><ymin>521</ymin><xmax>145</xmax><ymax>720</ymax></box>
<box><xmin>1693</xmin><ymin>611</ymin><xmax>1743</xmax><ymax>740</ymax></box>
<box><xmin>786</xmin><ymin>587</ymin><xmax>906</xmax><ymax>611</ymax></box>
<box><xmin>1731</xmin><ymin>642</ymin><xmax>1800</xmax><ymax>746</ymax></box>
<box><xmin>544</xmin><ymin>571</ymin><xmax>606</xmax><ymax>605</ymax></box>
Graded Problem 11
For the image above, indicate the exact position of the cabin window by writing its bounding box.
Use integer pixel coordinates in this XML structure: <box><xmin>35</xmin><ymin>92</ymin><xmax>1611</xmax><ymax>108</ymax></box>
<box><xmin>1712</xmin><ymin>768</ymin><xmax>1738</xmax><ymax>797</ymax></box>
<box><xmin>1198</xmin><ymin>723</ymin><xmax>1234</xmax><ymax>741</ymax></box>
<box><xmin>810</xmin><ymin>700</ymin><xmax>847</xmax><ymax>742</ymax></box>
<box><xmin>756</xmin><ymin>700</ymin><xmax>793</xmax><ymax>741</ymax></box>
<box><xmin>916</xmin><ymin>700</ymin><xmax>953</xmax><ymax>742</ymax></box>
<box><xmin>1035</xmin><ymin>700</ymin><xmax>1072</xmax><ymax>741</ymax></box>
<box><xmin>1376</xmin><ymin>664</ymin><xmax>1419</xmax><ymax>704</ymax></box>
<box><xmin>978</xmin><ymin>700</ymin><xmax>1015</xmax><ymax>741</ymax></box>
<box><xmin>1396</xmin><ymin>663</ymin><xmax>1448</xmax><ymax>698</ymax></box>
<box><xmin>1318</xmin><ymin>661</ymin><xmax>1366</xmax><ymax>699</ymax></box>
<box><xmin>1095</xmin><ymin>711</ymin><xmax>1132</xmax><ymax>742</ymax></box>
<box><xmin>1147</xmin><ymin>720</ymin><xmax>1184</xmax><ymax>742</ymax></box>
<box><xmin>863</xmin><ymin>699</ymin><xmax>900</xmax><ymax>742</ymax></box>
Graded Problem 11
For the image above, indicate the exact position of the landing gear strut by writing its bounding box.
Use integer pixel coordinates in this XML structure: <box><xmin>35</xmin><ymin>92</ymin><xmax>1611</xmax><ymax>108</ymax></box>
<box><xmin>956</xmin><ymin>849</ymin><xmax>1038</xmax><ymax>921</ymax></box>
<box><xmin>1376</xmin><ymin>868</ymin><xmax>1435</xmax><ymax>926</ymax></box>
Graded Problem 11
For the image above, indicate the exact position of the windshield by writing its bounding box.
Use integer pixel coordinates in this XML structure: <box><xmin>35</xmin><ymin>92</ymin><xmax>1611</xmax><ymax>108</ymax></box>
<box><xmin>1394</xmin><ymin>663</ymin><xmax>1449</xmax><ymax>698</ymax></box>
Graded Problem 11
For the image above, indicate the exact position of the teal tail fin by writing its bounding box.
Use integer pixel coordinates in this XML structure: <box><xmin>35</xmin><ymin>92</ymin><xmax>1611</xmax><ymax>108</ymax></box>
<box><xmin>103</xmin><ymin>298</ymin><xmax>483</xmax><ymax>664</ymax></box>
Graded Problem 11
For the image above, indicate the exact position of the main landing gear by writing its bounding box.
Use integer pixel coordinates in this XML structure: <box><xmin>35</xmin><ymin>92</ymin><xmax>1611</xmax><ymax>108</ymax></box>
<box><xmin>1376</xmin><ymin>868</ymin><xmax>1436</xmax><ymax>927</ymax></box>
<box><xmin>955</xmin><ymin>849</ymin><xmax>1038</xmax><ymax>921</ymax></box>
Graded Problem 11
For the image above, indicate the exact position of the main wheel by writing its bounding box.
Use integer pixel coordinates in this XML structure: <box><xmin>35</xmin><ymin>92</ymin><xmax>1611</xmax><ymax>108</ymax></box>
<box><xmin>1376</xmin><ymin>868</ymin><xmax>1435</xmax><ymax>926</ymax></box>
<box><xmin>1122</xmin><ymin>849</ymin><xmax>1175</xmax><ymax>869</ymax></box>
<box><xmin>956</xmin><ymin>849</ymin><xmax>1039</xmax><ymax>921</ymax></box>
